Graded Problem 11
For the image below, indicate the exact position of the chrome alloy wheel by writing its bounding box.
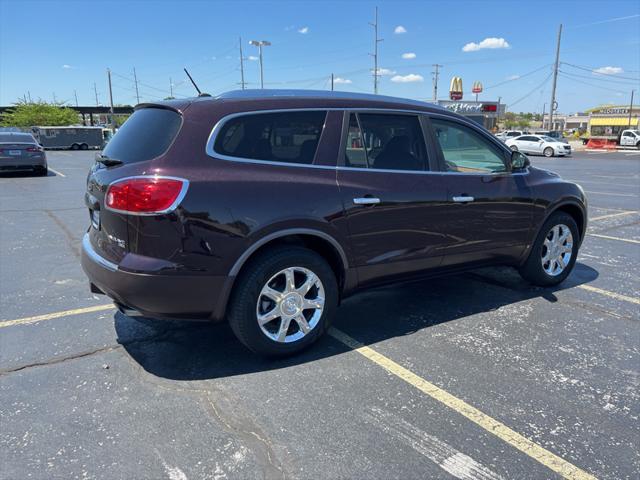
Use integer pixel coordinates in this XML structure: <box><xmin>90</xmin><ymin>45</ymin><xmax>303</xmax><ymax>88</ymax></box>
<box><xmin>256</xmin><ymin>267</ymin><xmax>325</xmax><ymax>343</ymax></box>
<box><xmin>541</xmin><ymin>224</ymin><xmax>573</xmax><ymax>276</ymax></box>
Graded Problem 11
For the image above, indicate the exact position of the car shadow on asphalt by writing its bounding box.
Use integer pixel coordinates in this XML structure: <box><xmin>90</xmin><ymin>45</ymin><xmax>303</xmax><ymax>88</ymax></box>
<box><xmin>115</xmin><ymin>262</ymin><xmax>598</xmax><ymax>381</ymax></box>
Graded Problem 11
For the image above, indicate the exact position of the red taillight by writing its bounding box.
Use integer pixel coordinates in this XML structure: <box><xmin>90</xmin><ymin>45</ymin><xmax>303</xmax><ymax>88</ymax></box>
<box><xmin>105</xmin><ymin>177</ymin><xmax>188</xmax><ymax>214</ymax></box>
<box><xmin>26</xmin><ymin>146</ymin><xmax>43</xmax><ymax>152</ymax></box>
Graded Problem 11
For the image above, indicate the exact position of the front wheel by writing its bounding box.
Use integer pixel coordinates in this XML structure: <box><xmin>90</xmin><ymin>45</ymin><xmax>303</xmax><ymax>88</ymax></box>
<box><xmin>519</xmin><ymin>212</ymin><xmax>579</xmax><ymax>286</ymax></box>
<box><xmin>227</xmin><ymin>246</ymin><xmax>338</xmax><ymax>357</ymax></box>
<box><xmin>543</xmin><ymin>147</ymin><xmax>554</xmax><ymax>157</ymax></box>
<box><xmin>510</xmin><ymin>145</ymin><xmax>519</xmax><ymax>151</ymax></box>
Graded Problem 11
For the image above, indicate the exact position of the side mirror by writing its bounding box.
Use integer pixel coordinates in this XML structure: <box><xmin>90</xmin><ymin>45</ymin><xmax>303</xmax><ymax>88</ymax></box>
<box><xmin>511</xmin><ymin>151</ymin><xmax>530</xmax><ymax>171</ymax></box>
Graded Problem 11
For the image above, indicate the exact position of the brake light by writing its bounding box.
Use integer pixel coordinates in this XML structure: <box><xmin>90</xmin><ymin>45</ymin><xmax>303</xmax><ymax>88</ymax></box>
<box><xmin>105</xmin><ymin>176</ymin><xmax>188</xmax><ymax>214</ymax></box>
<box><xmin>26</xmin><ymin>146</ymin><xmax>43</xmax><ymax>152</ymax></box>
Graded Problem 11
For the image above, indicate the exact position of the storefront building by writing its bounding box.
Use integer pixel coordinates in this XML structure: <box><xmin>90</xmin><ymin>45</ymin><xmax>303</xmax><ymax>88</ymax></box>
<box><xmin>436</xmin><ymin>100</ymin><xmax>505</xmax><ymax>131</ymax></box>
<box><xmin>588</xmin><ymin>106</ymin><xmax>639</xmax><ymax>140</ymax></box>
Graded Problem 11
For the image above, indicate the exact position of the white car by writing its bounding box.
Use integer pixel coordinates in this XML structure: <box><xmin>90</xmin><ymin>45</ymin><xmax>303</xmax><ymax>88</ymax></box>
<box><xmin>620</xmin><ymin>129</ymin><xmax>640</xmax><ymax>148</ymax></box>
<box><xmin>506</xmin><ymin>135</ymin><xmax>572</xmax><ymax>157</ymax></box>
<box><xmin>495</xmin><ymin>130</ymin><xmax>525</xmax><ymax>141</ymax></box>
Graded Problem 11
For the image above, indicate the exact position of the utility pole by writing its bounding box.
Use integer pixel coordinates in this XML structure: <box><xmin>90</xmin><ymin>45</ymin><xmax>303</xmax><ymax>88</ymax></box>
<box><xmin>497</xmin><ymin>96</ymin><xmax>502</xmax><ymax>127</ymax></box>
<box><xmin>239</xmin><ymin>37</ymin><xmax>246</xmax><ymax>90</ymax></box>
<box><xmin>52</xmin><ymin>92</ymin><xmax>57</xmax><ymax>104</ymax></box>
<box><xmin>369</xmin><ymin>6</ymin><xmax>383</xmax><ymax>94</ymax></box>
<box><xmin>331</xmin><ymin>73</ymin><xmax>334</xmax><ymax>91</ymax></box>
<box><xmin>548</xmin><ymin>23</ymin><xmax>562</xmax><ymax>132</ymax></box>
<box><xmin>107</xmin><ymin>68</ymin><xmax>115</xmax><ymax>130</ymax></box>
<box><xmin>628</xmin><ymin>90</ymin><xmax>635</xmax><ymax>128</ymax></box>
<box><xmin>432</xmin><ymin>64</ymin><xmax>442</xmax><ymax>102</ymax></box>
<box><xmin>169</xmin><ymin>77</ymin><xmax>173</xmax><ymax>98</ymax></box>
<box><xmin>94</xmin><ymin>82</ymin><xmax>99</xmax><ymax>106</ymax></box>
<box><xmin>133</xmin><ymin>67</ymin><xmax>141</xmax><ymax>104</ymax></box>
<box><xmin>249</xmin><ymin>40</ymin><xmax>271</xmax><ymax>89</ymax></box>
<box><xmin>74</xmin><ymin>90</ymin><xmax>79</xmax><ymax>106</ymax></box>
<box><xmin>541</xmin><ymin>103</ymin><xmax>546</xmax><ymax>128</ymax></box>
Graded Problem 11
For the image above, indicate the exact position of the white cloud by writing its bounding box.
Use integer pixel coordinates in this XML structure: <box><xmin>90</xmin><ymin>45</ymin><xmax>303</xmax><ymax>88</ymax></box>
<box><xmin>391</xmin><ymin>73</ymin><xmax>424</xmax><ymax>83</ymax></box>
<box><xmin>506</xmin><ymin>74</ymin><xmax>520</xmax><ymax>80</ymax></box>
<box><xmin>62</xmin><ymin>64</ymin><xmax>74</xmax><ymax>69</ymax></box>
<box><xmin>375</xmin><ymin>68</ymin><xmax>396</xmax><ymax>76</ymax></box>
<box><xmin>401</xmin><ymin>52</ymin><xmax>416</xmax><ymax>59</ymax></box>
<box><xmin>593</xmin><ymin>66</ymin><xmax>623</xmax><ymax>75</ymax></box>
<box><xmin>247</xmin><ymin>55</ymin><xmax>259</xmax><ymax>61</ymax></box>
<box><xmin>394</xmin><ymin>25</ymin><xmax>407</xmax><ymax>34</ymax></box>
<box><xmin>333</xmin><ymin>77</ymin><xmax>352</xmax><ymax>84</ymax></box>
<box><xmin>298</xmin><ymin>26</ymin><xmax>309</xmax><ymax>34</ymax></box>
<box><xmin>462</xmin><ymin>37</ymin><xmax>510</xmax><ymax>52</ymax></box>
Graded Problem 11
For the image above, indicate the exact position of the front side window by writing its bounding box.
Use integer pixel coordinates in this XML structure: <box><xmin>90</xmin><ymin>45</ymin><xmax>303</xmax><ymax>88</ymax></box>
<box><xmin>214</xmin><ymin>111</ymin><xmax>326</xmax><ymax>164</ymax></box>
<box><xmin>344</xmin><ymin>113</ymin><xmax>427</xmax><ymax>171</ymax></box>
<box><xmin>431</xmin><ymin>119</ymin><xmax>507</xmax><ymax>173</ymax></box>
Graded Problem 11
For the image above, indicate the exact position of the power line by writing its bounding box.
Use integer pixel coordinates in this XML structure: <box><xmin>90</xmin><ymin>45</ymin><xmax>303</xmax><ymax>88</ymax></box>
<box><xmin>558</xmin><ymin>69</ymin><xmax>640</xmax><ymax>85</ymax></box>
<box><xmin>508</xmin><ymin>72</ymin><xmax>553</xmax><ymax>109</ymax></box>
<box><xmin>558</xmin><ymin>72</ymin><xmax>629</xmax><ymax>94</ymax></box>
<box><xmin>561</xmin><ymin>62</ymin><xmax>640</xmax><ymax>81</ymax></box>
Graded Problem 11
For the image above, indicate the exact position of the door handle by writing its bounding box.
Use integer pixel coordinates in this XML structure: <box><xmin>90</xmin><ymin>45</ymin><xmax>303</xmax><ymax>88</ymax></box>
<box><xmin>452</xmin><ymin>196</ymin><xmax>474</xmax><ymax>203</ymax></box>
<box><xmin>353</xmin><ymin>197</ymin><xmax>381</xmax><ymax>205</ymax></box>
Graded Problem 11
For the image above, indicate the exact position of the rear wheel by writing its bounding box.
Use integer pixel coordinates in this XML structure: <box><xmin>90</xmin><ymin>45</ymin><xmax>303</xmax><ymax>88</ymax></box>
<box><xmin>71</xmin><ymin>143</ymin><xmax>80</xmax><ymax>151</ymax></box>
<box><xmin>519</xmin><ymin>212</ymin><xmax>579</xmax><ymax>286</ymax></box>
<box><xmin>543</xmin><ymin>147</ymin><xmax>554</xmax><ymax>157</ymax></box>
<box><xmin>35</xmin><ymin>166</ymin><xmax>48</xmax><ymax>176</ymax></box>
<box><xmin>80</xmin><ymin>143</ymin><xmax>88</xmax><ymax>150</ymax></box>
<box><xmin>227</xmin><ymin>246</ymin><xmax>338</xmax><ymax>357</ymax></box>
<box><xmin>636</xmin><ymin>140</ymin><xmax>640</xmax><ymax>150</ymax></box>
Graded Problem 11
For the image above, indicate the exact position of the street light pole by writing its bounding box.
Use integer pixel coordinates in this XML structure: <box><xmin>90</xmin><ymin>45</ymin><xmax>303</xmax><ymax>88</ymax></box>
<box><xmin>628</xmin><ymin>90</ymin><xmax>635</xmax><ymax>128</ymax></box>
<box><xmin>249</xmin><ymin>40</ymin><xmax>271</xmax><ymax>89</ymax></box>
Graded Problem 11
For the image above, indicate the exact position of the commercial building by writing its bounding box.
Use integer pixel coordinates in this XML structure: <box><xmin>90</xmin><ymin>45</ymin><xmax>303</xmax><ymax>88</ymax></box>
<box><xmin>436</xmin><ymin>100</ymin><xmax>505</xmax><ymax>131</ymax></box>
<box><xmin>587</xmin><ymin>105</ymin><xmax>639</xmax><ymax>140</ymax></box>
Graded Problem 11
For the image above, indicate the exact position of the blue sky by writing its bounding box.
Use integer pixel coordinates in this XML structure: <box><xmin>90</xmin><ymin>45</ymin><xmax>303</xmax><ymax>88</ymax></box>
<box><xmin>1</xmin><ymin>0</ymin><xmax>639</xmax><ymax>113</ymax></box>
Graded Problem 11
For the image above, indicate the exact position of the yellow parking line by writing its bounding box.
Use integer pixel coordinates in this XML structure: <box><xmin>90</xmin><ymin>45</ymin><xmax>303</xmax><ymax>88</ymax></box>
<box><xmin>0</xmin><ymin>304</ymin><xmax>115</xmax><ymax>329</ymax></box>
<box><xmin>587</xmin><ymin>233</ymin><xmax>640</xmax><ymax>245</ymax></box>
<box><xmin>590</xmin><ymin>210</ymin><xmax>638</xmax><ymax>221</ymax></box>
<box><xmin>577</xmin><ymin>285</ymin><xmax>640</xmax><ymax>305</ymax></box>
<box><xmin>329</xmin><ymin>328</ymin><xmax>597</xmax><ymax>480</ymax></box>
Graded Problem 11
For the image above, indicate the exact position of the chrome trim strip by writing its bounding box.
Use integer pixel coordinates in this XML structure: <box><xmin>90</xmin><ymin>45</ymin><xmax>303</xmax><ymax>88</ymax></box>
<box><xmin>82</xmin><ymin>233</ymin><xmax>118</xmax><ymax>272</ymax></box>
<box><xmin>104</xmin><ymin>175</ymin><xmax>190</xmax><ymax>216</ymax></box>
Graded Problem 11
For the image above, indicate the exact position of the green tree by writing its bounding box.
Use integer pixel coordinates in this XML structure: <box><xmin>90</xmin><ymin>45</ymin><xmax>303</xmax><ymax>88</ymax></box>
<box><xmin>0</xmin><ymin>101</ymin><xmax>79</xmax><ymax>127</ymax></box>
<box><xmin>517</xmin><ymin>118</ymin><xmax>530</xmax><ymax>129</ymax></box>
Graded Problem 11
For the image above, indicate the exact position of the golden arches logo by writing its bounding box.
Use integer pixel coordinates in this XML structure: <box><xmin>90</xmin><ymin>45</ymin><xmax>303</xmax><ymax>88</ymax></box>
<box><xmin>449</xmin><ymin>77</ymin><xmax>463</xmax><ymax>100</ymax></box>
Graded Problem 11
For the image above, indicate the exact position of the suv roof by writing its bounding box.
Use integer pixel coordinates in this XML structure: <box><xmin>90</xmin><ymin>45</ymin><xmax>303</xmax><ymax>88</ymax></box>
<box><xmin>148</xmin><ymin>89</ymin><xmax>449</xmax><ymax>114</ymax></box>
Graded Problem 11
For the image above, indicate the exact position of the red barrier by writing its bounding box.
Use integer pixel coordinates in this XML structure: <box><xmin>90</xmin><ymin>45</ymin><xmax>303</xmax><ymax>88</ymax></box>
<box><xmin>586</xmin><ymin>139</ymin><xmax>617</xmax><ymax>150</ymax></box>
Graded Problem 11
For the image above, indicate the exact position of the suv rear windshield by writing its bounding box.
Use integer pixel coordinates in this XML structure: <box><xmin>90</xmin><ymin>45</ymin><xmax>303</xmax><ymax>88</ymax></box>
<box><xmin>102</xmin><ymin>108</ymin><xmax>182</xmax><ymax>164</ymax></box>
<box><xmin>213</xmin><ymin>111</ymin><xmax>326</xmax><ymax>164</ymax></box>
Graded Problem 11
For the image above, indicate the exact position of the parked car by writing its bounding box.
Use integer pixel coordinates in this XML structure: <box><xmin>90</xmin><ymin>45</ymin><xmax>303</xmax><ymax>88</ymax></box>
<box><xmin>30</xmin><ymin>126</ymin><xmax>104</xmax><ymax>150</ymax></box>
<box><xmin>506</xmin><ymin>135</ymin><xmax>572</xmax><ymax>157</ymax></box>
<box><xmin>81</xmin><ymin>90</ymin><xmax>587</xmax><ymax>356</ymax></box>
<box><xmin>619</xmin><ymin>129</ymin><xmax>640</xmax><ymax>148</ymax></box>
<box><xmin>0</xmin><ymin>132</ymin><xmax>47</xmax><ymax>175</ymax></box>
<box><xmin>495</xmin><ymin>130</ymin><xmax>525</xmax><ymax>141</ymax></box>
<box><xmin>534</xmin><ymin>130</ymin><xmax>568</xmax><ymax>144</ymax></box>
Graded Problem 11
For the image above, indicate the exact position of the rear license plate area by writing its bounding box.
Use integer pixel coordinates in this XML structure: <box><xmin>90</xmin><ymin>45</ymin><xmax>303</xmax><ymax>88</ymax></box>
<box><xmin>8</xmin><ymin>150</ymin><xmax>21</xmax><ymax>156</ymax></box>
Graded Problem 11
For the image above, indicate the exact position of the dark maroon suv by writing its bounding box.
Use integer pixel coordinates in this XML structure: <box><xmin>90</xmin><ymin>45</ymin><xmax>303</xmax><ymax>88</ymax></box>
<box><xmin>82</xmin><ymin>90</ymin><xmax>587</xmax><ymax>356</ymax></box>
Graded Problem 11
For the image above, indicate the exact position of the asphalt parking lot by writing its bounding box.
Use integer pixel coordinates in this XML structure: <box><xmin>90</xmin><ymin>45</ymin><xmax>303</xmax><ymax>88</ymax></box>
<box><xmin>1</xmin><ymin>149</ymin><xmax>638</xmax><ymax>480</ymax></box>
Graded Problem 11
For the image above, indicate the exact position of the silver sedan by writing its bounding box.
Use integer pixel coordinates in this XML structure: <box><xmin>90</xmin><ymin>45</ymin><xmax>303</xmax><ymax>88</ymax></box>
<box><xmin>0</xmin><ymin>132</ymin><xmax>48</xmax><ymax>175</ymax></box>
<box><xmin>505</xmin><ymin>134</ymin><xmax>571</xmax><ymax>157</ymax></box>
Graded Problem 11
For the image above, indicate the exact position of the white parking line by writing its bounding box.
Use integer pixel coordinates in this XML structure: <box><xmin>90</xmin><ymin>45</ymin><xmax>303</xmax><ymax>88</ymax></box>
<box><xmin>584</xmin><ymin>190</ymin><xmax>638</xmax><ymax>198</ymax></box>
<box><xmin>590</xmin><ymin>210</ymin><xmax>638</xmax><ymax>221</ymax></box>
<box><xmin>587</xmin><ymin>233</ymin><xmax>640</xmax><ymax>245</ymax></box>
<box><xmin>48</xmin><ymin>167</ymin><xmax>66</xmax><ymax>177</ymax></box>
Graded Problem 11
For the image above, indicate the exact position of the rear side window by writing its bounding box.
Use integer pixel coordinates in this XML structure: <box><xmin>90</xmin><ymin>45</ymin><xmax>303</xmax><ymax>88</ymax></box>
<box><xmin>214</xmin><ymin>111</ymin><xmax>326</xmax><ymax>164</ymax></box>
<box><xmin>102</xmin><ymin>108</ymin><xmax>182</xmax><ymax>164</ymax></box>
<box><xmin>344</xmin><ymin>113</ymin><xmax>427</xmax><ymax>171</ymax></box>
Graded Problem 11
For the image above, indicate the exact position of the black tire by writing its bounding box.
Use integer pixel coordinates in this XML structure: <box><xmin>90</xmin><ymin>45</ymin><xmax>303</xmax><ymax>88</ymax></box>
<box><xmin>80</xmin><ymin>143</ymin><xmax>88</xmax><ymax>150</ymax></box>
<box><xmin>518</xmin><ymin>212</ymin><xmax>579</xmax><ymax>287</ymax></box>
<box><xmin>636</xmin><ymin>141</ymin><xmax>640</xmax><ymax>150</ymax></box>
<box><xmin>543</xmin><ymin>147</ymin><xmax>554</xmax><ymax>157</ymax></box>
<box><xmin>71</xmin><ymin>144</ymin><xmax>80</xmax><ymax>151</ymax></box>
<box><xmin>227</xmin><ymin>246</ymin><xmax>338</xmax><ymax>357</ymax></box>
<box><xmin>510</xmin><ymin>145</ymin><xmax>518</xmax><ymax>151</ymax></box>
<box><xmin>35</xmin><ymin>166</ymin><xmax>48</xmax><ymax>176</ymax></box>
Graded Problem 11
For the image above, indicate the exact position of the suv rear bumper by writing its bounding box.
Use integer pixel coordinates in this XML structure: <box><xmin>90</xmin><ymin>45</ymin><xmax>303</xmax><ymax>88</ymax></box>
<box><xmin>81</xmin><ymin>233</ymin><xmax>228</xmax><ymax>320</ymax></box>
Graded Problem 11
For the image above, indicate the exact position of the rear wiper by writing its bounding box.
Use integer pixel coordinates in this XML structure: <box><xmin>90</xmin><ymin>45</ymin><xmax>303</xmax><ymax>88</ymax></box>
<box><xmin>96</xmin><ymin>154</ymin><xmax>123</xmax><ymax>167</ymax></box>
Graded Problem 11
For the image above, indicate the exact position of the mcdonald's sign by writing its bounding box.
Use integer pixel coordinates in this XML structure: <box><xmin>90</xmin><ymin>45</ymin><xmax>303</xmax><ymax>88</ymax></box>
<box><xmin>472</xmin><ymin>81</ymin><xmax>483</xmax><ymax>94</ymax></box>
<box><xmin>449</xmin><ymin>77</ymin><xmax>463</xmax><ymax>100</ymax></box>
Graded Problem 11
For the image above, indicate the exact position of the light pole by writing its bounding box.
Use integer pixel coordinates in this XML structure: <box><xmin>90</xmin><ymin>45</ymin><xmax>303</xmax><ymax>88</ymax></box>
<box><xmin>249</xmin><ymin>40</ymin><xmax>271</xmax><ymax>89</ymax></box>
